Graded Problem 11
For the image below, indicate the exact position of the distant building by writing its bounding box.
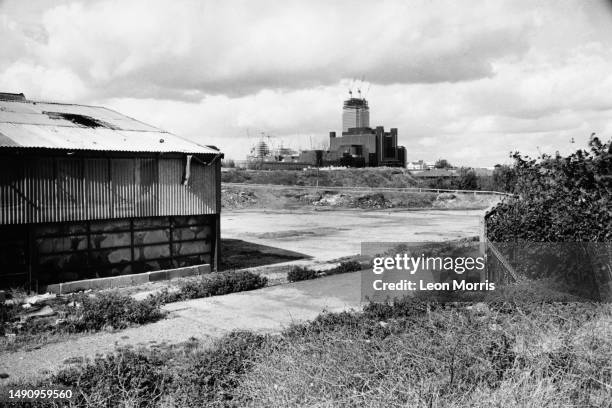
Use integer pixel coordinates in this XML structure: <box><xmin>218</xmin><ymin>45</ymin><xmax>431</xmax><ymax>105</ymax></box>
<box><xmin>326</xmin><ymin>95</ymin><xmax>405</xmax><ymax>167</ymax></box>
<box><xmin>342</xmin><ymin>98</ymin><xmax>370</xmax><ymax>132</ymax></box>
<box><xmin>407</xmin><ymin>160</ymin><xmax>427</xmax><ymax>170</ymax></box>
<box><xmin>245</xmin><ymin>94</ymin><xmax>406</xmax><ymax>169</ymax></box>
<box><xmin>407</xmin><ymin>160</ymin><xmax>436</xmax><ymax>170</ymax></box>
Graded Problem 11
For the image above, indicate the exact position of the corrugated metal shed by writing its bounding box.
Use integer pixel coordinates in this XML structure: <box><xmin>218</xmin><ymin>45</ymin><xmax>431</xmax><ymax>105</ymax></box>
<box><xmin>0</xmin><ymin>98</ymin><xmax>220</xmax><ymax>155</ymax></box>
<box><xmin>0</xmin><ymin>155</ymin><xmax>219</xmax><ymax>224</ymax></box>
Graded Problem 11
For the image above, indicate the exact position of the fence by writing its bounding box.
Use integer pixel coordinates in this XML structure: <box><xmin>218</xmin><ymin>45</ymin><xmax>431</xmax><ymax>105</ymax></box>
<box><xmin>480</xmin><ymin>205</ymin><xmax>612</xmax><ymax>301</ymax></box>
<box><xmin>479</xmin><ymin>205</ymin><xmax>524</xmax><ymax>284</ymax></box>
<box><xmin>223</xmin><ymin>182</ymin><xmax>512</xmax><ymax>197</ymax></box>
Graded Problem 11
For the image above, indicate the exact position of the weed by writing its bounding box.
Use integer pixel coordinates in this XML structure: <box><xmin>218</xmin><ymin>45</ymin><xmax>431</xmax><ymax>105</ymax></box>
<box><xmin>287</xmin><ymin>266</ymin><xmax>318</xmax><ymax>282</ymax></box>
<box><xmin>324</xmin><ymin>260</ymin><xmax>362</xmax><ymax>275</ymax></box>
<box><xmin>155</xmin><ymin>271</ymin><xmax>268</xmax><ymax>303</ymax></box>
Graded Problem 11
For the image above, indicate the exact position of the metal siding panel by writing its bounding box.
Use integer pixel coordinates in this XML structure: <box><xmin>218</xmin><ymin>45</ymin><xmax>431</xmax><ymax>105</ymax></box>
<box><xmin>1</xmin><ymin>154</ymin><xmax>218</xmax><ymax>225</ymax></box>
<box><xmin>85</xmin><ymin>158</ymin><xmax>111</xmax><ymax>220</ymax></box>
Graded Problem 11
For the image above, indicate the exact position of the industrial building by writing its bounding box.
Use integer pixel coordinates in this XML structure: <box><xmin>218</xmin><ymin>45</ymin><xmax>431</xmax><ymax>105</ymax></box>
<box><xmin>300</xmin><ymin>95</ymin><xmax>406</xmax><ymax>167</ymax></box>
<box><xmin>0</xmin><ymin>92</ymin><xmax>222</xmax><ymax>290</ymax></box>
<box><xmin>342</xmin><ymin>97</ymin><xmax>370</xmax><ymax>132</ymax></box>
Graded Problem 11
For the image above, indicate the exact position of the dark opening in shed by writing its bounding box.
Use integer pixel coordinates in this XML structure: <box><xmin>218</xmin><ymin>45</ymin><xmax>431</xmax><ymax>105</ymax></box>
<box><xmin>44</xmin><ymin>111</ymin><xmax>114</xmax><ymax>129</ymax></box>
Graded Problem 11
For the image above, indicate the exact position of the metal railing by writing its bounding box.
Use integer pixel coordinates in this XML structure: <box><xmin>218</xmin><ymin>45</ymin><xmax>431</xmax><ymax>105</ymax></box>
<box><xmin>480</xmin><ymin>205</ymin><xmax>525</xmax><ymax>284</ymax></box>
<box><xmin>223</xmin><ymin>182</ymin><xmax>513</xmax><ymax>197</ymax></box>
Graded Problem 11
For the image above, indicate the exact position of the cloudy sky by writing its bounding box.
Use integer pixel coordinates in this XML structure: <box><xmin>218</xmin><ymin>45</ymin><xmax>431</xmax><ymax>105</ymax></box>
<box><xmin>2</xmin><ymin>0</ymin><xmax>612</xmax><ymax>166</ymax></box>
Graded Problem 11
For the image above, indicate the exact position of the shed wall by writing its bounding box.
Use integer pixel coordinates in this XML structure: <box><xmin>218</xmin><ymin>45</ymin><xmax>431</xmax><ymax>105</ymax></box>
<box><xmin>0</xmin><ymin>215</ymin><xmax>215</xmax><ymax>289</ymax></box>
<box><xmin>0</xmin><ymin>155</ymin><xmax>218</xmax><ymax>225</ymax></box>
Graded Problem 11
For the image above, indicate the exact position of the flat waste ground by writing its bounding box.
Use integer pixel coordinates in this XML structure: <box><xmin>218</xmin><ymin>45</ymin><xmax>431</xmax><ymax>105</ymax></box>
<box><xmin>1</xmin><ymin>208</ymin><xmax>482</xmax><ymax>382</ymax></box>
<box><xmin>222</xmin><ymin>208</ymin><xmax>483</xmax><ymax>261</ymax></box>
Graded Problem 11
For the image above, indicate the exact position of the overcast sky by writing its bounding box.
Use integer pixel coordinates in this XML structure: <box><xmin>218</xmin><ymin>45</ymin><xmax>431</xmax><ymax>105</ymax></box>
<box><xmin>2</xmin><ymin>0</ymin><xmax>612</xmax><ymax>166</ymax></box>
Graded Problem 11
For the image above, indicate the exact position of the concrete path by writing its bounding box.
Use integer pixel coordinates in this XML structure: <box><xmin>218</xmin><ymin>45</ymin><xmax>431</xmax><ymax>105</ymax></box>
<box><xmin>0</xmin><ymin>271</ymin><xmax>362</xmax><ymax>383</ymax></box>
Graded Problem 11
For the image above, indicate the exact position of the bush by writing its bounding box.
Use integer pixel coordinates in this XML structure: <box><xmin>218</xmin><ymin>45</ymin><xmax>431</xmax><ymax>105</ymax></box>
<box><xmin>38</xmin><ymin>331</ymin><xmax>267</xmax><ymax>407</ymax></box>
<box><xmin>287</xmin><ymin>261</ymin><xmax>362</xmax><ymax>282</ymax></box>
<box><xmin>174</xmin><ymin>331</ymin><xmax>266</xmax><ymax>406</ymax></box>
<box><xmin>156</xmin><ymin>271</ymin><xmax>268</xmax><ymax>303</ymax></box>
<box><xmin>0</xmin><ymin>301</ymin><xmax>20</xmax><ymax>336</ymax></box>
<box><xmin>487</xmin><ymin>137</ymin><xmax>611</xmax><ymax>242</ymax></box>
<box><xmin>287</xmin><ymin>266</ymin><xmax>318</xmax><ymax>282</ymax></box>
<box><xmin>52</xmin><ymin>347</ymin><xmax>172</xmax><ymax>408</ymax></box>
<box><xmin>65</xmin><ymin>292</ymin><xmax>164</xmax><ymax>332</ymax></box>
<box><xmin>325</xmin><ymin>260</ymin><xmax>362</xmax><ymax>275</ymax></box>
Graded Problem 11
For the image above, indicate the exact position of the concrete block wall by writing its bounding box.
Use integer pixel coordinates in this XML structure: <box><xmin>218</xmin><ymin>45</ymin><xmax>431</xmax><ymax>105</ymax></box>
<box><xmin>46</xmin><ymin>264</ymin><xmax>212</xmax><ymax>294</ymax></box>
<box><xmin>0</xmin><ymin>215</ymin><xmax>216</xmax><ymax>290</ymax></box>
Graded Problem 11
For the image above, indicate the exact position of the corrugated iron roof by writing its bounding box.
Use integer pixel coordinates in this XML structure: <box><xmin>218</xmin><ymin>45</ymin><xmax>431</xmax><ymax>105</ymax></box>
<box><xmin>0</xmin><ymin>98</ymin><xmax>220</xmax><ymax>155</ymax></box>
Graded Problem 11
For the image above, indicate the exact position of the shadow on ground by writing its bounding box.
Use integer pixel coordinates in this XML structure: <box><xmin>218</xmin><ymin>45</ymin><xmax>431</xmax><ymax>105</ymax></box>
<box><xmin>220</xmin><ymin>239</ymin><xmax>310</xmax><ymax>271</ymax></box>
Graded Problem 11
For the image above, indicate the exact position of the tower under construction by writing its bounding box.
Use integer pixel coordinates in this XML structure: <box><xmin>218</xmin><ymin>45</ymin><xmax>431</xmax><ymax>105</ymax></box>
<box><xmin>342</xmin><ymin>98</ymin><xmax>370</xmax><ymax>132</ymax></box>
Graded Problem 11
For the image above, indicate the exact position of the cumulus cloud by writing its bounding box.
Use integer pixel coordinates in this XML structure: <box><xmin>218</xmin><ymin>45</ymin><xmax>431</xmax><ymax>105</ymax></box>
<box><xmin>1</xmin><ymin>0</ymin><xmax>612</xmax><ymax>166</ymax></box>
<box><xmin>1</xmin><ymin>0</ymin><xmax>535</xmax><ymax>99</ymax></box>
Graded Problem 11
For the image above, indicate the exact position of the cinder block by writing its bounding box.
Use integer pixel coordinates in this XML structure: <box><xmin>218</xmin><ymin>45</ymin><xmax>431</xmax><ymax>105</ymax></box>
<box><xmin>166</xmin><ymin>265</ymin><xmax>198</xmax><ymax>279</ymax></box>
<box><xmin>147</xmin><ymin>270</ymin><xmax>169</xmax><ymax>281</ymax></box>
<box><xmin>44</xmin><ymin>263</ymin><xmax>212</xmax><ymax>294</ymax></box>
<box><xmin>197</xmin><ymin>264</ymin><xmax>212</xmax><ymax>274</ymax></box>
<box><xmin>46</xmin><ymin>284</ymin><xmax>62</xmax><ymax>294</ymax></box>
<box><xmin>61</xmin><ymin>277</ymin><xmax>108</xmax><ymax>292</ymax></box>
<box><xmin>109</xmin><ymin>274</ymin><xmax>149</xmax><ymax>288</ymax></box>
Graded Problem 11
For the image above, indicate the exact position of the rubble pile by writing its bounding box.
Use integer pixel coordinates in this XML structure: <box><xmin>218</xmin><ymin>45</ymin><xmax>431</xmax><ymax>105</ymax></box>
<box><xmin>1</xmin><ymin>292</ymin><xmax>66</xmax><ymax>337</ymax></box>
<box><xmin>221</xmin><ymin>189</ymin><xmax>258</xmax><ymax>209</ymax></box>
<box><xmin>349</xmin><ymin>193</ymin><xmax>393</xmax><ymax>209</ymax></box>
<box><xmin>312</xmin><ymin>193</ymin><xmax>352</xmax><ymax>207</ymax></box>
<box><xmin>312</xmin><ymin>192</ymin><xmax>393</xmax><ymax>209</ymax></box>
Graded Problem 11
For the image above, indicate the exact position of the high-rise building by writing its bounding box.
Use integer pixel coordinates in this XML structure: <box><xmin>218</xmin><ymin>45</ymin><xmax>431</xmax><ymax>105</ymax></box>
<box><xmin>329</xmin><ymin>95</ymin><xmax>405</xmax><ymax>167</ymax></box>
<box><xmin>342</xmin><ymin>98</ymin><xmax>370</xmax><ymax>132</ymax></box>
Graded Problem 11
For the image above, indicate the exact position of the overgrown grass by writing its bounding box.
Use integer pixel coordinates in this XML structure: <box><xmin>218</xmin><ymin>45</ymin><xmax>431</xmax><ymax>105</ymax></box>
<box><xmin>1</xmin><ymin>331</ymin><xmax>266</xmax><ymax>408</ymax></box>
<box><xmin>287</xmin><ymin>266</ymin><xmax>318</xmax><ymax>282</ymax></box>
<box><xmin>221</xmin><ymin>167</ymin><xmax>418</xmax><ymax>188</ymax></box>
<box><xmin>287</xmin><ymin>261</ymin><xmax>363</xmax><ymax>282</ymax></box>
<box><xmin>1</xmin><ymin>272</ymin><xmax>268</xmax><ymax>353</ymax></box>
<box><xmin>9</xmin><ymin>288</ymin><xmax>609</xmax><ymax>407</ymax></box>
<box><xmin>239</xmin><ymin>299</ymin><xmax>612</xmax><ymax>407</ymax></box>
<box><xmin>153</xmin><ymin>271</ymin><xmax>268</xmax><ymax>303</ymax></box>
<box><xmin>0</xmin><ymin>292</ymin><xmax>164</xmax><ymax>353</ymax></box>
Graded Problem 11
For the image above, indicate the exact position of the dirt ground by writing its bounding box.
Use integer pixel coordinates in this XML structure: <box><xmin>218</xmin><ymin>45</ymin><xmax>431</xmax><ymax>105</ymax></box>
<box><xmin>222</xmin><ymin>208</ymin><xmax>484</xmax><ymax>262</ymax></box>
<box><xmin>222</xmin><ymin>184</ymin><xmax>499</xmax><ymax>211</ymax></box>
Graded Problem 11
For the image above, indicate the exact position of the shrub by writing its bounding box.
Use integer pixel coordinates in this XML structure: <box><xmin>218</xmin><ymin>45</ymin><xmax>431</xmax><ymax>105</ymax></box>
<box><xmin>42</xmin><ymin>331</ymin><xmax>267</xmax><ymax>407</ymax></box>
<box><xmin>65</xmin><ymin>292</ymin><xmax>164</xmax><ymax>332</ymax></box>
<box><xmin>487</xmin><ymin>137</ymin><xmax>611</xmax><ymax>242</ymax></box>
<box><xmin>287</xmin><ymin>261</ymin><xmax>362</xmax><ymax>282</ymax></box>
<box><xmin>156</xmin><ymin>271</ymin><xmax>268</xmax><ymax>303</ymax></box>
<box><xmin>287</xmin><ymin>266</ymin><xmax>318</xmax><ymax>282</ymax></box>
<box><xmin>174</xmin><ymin>331</ymin><xmax>266</xmax><ymax>406</ymax></box>
<box><xmin>325</xmin><ymin>260</ymin><xmax>362</xmax><ymax>275</ymax></box>
<box><xmin>52</xmin><ymin>347</ymin><xmax>172</xmax><ymax>408</ymax></box>
<box><xmin>0</xmin><ymin>301</ymin><xmax>20</xmax><ymax>336</ymax></box>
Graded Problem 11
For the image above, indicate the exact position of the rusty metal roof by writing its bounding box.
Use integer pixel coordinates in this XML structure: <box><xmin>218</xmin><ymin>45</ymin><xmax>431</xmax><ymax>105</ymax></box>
<box><xmin>0</xmin><ymin>98</ymin><xmax>220</xmax><ymax>155</ymax></box>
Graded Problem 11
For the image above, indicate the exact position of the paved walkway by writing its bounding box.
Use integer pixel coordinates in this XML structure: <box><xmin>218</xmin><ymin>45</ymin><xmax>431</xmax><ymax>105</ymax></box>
<box><xmin>0</xmin><ymin>272</ymin><xmax>362</xmax><ymax>383</ymax></box>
